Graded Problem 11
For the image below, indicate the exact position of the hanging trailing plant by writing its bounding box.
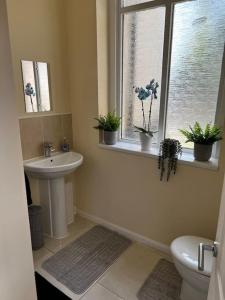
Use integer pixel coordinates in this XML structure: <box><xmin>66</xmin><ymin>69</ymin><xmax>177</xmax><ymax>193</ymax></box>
<box><xmin>158</xmin><ymin>139</ymin><xmax>182</xmax><ymax>181</ymax></box>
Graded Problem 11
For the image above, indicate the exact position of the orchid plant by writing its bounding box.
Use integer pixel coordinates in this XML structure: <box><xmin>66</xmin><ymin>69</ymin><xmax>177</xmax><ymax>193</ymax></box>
<box><xmin>25</xmin><ymin>82</ymin><xmax>36</xmax><ymax>112</ymax></box>
<box><xmin>134</xmin><ymin>79</ymin><xmax>159</xmax><ymax>136</ymax></box>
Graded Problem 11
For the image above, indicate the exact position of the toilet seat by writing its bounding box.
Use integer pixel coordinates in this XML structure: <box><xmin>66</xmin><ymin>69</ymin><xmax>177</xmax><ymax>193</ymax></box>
<box><xmin>171</xmin><ymin>236</ymin><xmax>213</xmax><ymax>277</ymax></box>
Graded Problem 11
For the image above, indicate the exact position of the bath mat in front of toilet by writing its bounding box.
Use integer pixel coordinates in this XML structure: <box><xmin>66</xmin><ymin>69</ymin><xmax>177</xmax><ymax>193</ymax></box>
<box><xmin>137</xmin><ymin>259</ymin><xmax>182</xmax><ymax>300</ymax></box>
<box><xmin>42</xmin><ymin>225</ymin><xmax>131</xmax><ymax>295</ymax></box>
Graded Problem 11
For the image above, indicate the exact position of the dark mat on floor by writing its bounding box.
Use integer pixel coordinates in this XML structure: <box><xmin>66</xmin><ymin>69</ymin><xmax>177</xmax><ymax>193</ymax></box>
<box><xmin>42</xmin><ymin>225</ymin><xmax>132</xmax><ymax>295</ymax></box>
<box><xmin>35</xmin><ymin>272</ymin><xmax>71</xmax><ymax>299</ymax></box>
<box><xmin>137</xmin><ymin>259</ymin><xmax>182</xmax><ymax>300</ymax></box>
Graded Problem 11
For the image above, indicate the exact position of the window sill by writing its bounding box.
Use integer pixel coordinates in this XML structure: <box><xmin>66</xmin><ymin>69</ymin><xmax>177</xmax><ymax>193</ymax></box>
<box><xmin>98</xmin><ymin>141</ymin><xmax>218</xmax><ymax>170</ymax></box>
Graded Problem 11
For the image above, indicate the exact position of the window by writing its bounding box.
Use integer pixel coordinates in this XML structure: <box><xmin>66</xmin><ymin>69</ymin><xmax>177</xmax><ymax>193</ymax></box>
<box><xmin>114</xmin><ymin>0</ymin><xmax>225</xmax><ymax>151</ymax></box>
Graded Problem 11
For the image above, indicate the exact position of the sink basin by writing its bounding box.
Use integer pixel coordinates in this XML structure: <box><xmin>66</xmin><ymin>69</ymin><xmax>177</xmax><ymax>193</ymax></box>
<box><xmin>24</xmin><ymin>151</ymin><xmax>83</xmax><ymax>179</ymax></box>
<box><xmin>24</xmin><ymin>151</ymin><xmax>83</xmax><ymax>239</ymax></box>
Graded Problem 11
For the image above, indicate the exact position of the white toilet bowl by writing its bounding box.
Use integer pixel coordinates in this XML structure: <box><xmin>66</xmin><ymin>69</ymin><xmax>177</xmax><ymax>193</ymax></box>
<box><xmin>171</xmin><ymin>236</ymin><xmax>213</xmax><ymax>300</ymax></box>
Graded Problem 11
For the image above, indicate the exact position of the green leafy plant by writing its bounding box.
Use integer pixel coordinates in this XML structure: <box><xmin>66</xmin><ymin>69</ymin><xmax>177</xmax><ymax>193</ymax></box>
<box><xmin>158</xmin><ymin>139</ymin><xmax>182</xmax><ymax>181</ymax></box>
<box><xmin>94</xmin><ymin>112</ymin><xmax>121</xmax><ymax>132</ymax></box>
<box><xmin>179</xmin><ymin>122</ymin><xmax>222</xmax><ymax>145</ymax></box>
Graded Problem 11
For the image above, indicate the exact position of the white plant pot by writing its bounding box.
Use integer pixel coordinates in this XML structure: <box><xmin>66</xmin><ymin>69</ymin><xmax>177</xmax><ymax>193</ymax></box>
<box><xmin>139</xmin><ymin>132</ymin><xmax>152</xmax><ymax>151</ymax></box>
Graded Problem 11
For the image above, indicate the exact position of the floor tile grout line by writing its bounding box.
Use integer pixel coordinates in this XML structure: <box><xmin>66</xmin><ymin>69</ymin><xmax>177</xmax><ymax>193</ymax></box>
<box><xmin>43</xmin><ymin>224</ymin><xmax>96</xmax><ymax>254</ymax></box>
<box><xmin>78</xmin><ymin>244</ymin><xmax>134</xmax><ymax>300</ymax></box>
<box><xmin>42</xmin><ymin>245</ymin><xmax>57</xmax><ymax>254</ymax></box>
<box><xmin>40</xmin><ymin>240</ymin><xmax>131</xmax><ymax>298</ymax></box>
<box><xmin>78</xmin><ymin>260</ymin><xmax>126</xmax><ymax>300</ymax></box>
<box><xmin>98</xmin><ymin>282</ymin><xmax>125</xmax><ymax>300</ymax></box>
<box><xmin>70</xmin><ymin>244</ymin><xmax>132</xmax><ymax>299</ymax></box>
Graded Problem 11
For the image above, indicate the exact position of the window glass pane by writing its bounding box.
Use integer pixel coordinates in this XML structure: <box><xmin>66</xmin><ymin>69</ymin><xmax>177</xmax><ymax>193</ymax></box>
<box><xmin>166</xmin><ymin>0</ymin><xmax>225</xmax><ymax>148</ymax></box>
<box><xmin>122</xmin><ymin>0</ymin><xmax>152</xmax><ymax>7</ymax></box>
<box><xmin>121</xmin><ymin>7</ymin><xmax>165</xmax><ymax>143</ymax></box>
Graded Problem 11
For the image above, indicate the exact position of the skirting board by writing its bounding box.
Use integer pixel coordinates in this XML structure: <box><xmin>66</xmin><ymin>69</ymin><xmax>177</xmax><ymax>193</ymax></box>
<box><xmin>77</xmin><ymin>209</ymin><xmax>171</xmax><ymax>256</ymax></box>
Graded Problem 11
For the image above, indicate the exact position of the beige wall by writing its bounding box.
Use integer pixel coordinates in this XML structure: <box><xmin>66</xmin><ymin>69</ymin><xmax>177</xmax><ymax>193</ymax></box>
<box><xmin>0</xmin><ymin>1</ymin><xmax>36</xmax><ymax>299</ymax></box>
<box><xmin>65</xmin><ymin>0</ymin><xmax>225</xmax><ymax>246</ymax></box>
<box><xmin>6</xmin><ymin>0</ymin><xmax>70</xmax><ymax>117</ymax></box>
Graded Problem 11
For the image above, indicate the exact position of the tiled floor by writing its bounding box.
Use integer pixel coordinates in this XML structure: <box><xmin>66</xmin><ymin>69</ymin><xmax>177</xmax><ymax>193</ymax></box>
<box><xmin>33</xmin><ymin>215</ymin><xmax>170</xmax><ymax>300</ymax></box>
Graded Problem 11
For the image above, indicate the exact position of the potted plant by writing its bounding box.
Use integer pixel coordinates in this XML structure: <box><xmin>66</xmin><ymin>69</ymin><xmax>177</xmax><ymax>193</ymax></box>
<box><xmin>134</xmin><ymin>79</ymin><xmax>159</xmax><ymax>151</ymax></box>
<box><xmin>94</xmin><ymin>112</ymin><xmax>121</xmax><ymax>145</ymax></box>
<box><xmin>180</xmin><ymin>122</ymin><xmax>222</xmax><ymax>161</ymax></box>
<box><xmin>158</xmin><ymin>139</ymin><xmax>182</xmax><ymax>181</ymax></box>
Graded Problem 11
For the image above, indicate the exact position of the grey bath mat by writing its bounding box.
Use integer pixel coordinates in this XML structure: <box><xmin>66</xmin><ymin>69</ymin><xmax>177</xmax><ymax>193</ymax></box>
<box><xmin>42</xmin><ymin>225</ymin><xmax>131</xmax><ymax>295</ymax></box>
<box><xmin>137</xmin><ymin>259</ymin><xmax>182</xmax><ymax>300</ymax></box>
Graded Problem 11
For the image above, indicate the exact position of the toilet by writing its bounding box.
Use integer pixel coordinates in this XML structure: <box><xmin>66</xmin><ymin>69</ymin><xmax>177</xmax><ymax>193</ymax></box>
<box><xmin>171</xmin><ymin>236</ymin><xmax>213</xmax><ymax>300</ymax></box>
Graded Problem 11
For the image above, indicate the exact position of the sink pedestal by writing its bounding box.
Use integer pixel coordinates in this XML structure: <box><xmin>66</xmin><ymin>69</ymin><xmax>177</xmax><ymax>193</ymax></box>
<box><xmin>40</xmin><ymin>177</ymin><xmax>68</xmax><ymax>239</ymax></box>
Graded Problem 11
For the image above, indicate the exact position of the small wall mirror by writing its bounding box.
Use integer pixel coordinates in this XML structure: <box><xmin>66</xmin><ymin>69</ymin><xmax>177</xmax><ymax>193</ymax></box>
<box><xmin>21</xmin><ymin>60</ymin><xmax>51</xmax><ymax>113</ymax></box>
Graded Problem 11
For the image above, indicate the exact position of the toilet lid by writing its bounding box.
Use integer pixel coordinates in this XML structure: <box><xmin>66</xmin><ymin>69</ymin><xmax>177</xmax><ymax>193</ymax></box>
<box><xmin>171</xmin><ymin>236</ymin><xmax>213</xmax><ymax>277</ymax></box>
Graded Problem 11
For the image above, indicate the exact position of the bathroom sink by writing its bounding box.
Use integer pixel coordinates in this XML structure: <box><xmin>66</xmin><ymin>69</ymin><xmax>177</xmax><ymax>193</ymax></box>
<box><xmin>24</xmin><ymin>151</ymin><xmax>83</xmax><ymax>179</ymax></box>
<box><xmin>24</xmin><ymin>151</ymin><xmax>83</xmax><ymax>239</ymax></box>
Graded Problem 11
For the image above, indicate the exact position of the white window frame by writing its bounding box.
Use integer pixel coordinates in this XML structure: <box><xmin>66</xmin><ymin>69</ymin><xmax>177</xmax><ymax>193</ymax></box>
<box><xmin>109</xmin><ymin>0</ymin><xmax>225</xmax><ymax>158</ymax></box>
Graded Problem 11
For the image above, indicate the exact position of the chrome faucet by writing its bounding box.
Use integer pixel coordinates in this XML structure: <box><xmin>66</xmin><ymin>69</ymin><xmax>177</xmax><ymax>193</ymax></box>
<box><xmin>44</xmin><ymin>142</ymin><xmax>55</xmax><ymax>157</ymax></box>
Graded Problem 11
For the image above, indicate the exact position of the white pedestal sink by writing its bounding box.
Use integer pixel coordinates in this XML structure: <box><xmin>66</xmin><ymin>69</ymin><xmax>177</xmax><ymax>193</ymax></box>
<box><xmin>24</xmin><ymin>152</ymin><xmax>83</xmax><ymax>239</ymax></box>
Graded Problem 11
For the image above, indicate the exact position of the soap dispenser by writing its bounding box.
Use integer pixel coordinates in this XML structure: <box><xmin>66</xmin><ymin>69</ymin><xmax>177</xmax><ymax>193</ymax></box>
<box><xmin>61</xmin><ymin>137</ymin><xmax>70</xmax><ymax>152</ymax></box>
